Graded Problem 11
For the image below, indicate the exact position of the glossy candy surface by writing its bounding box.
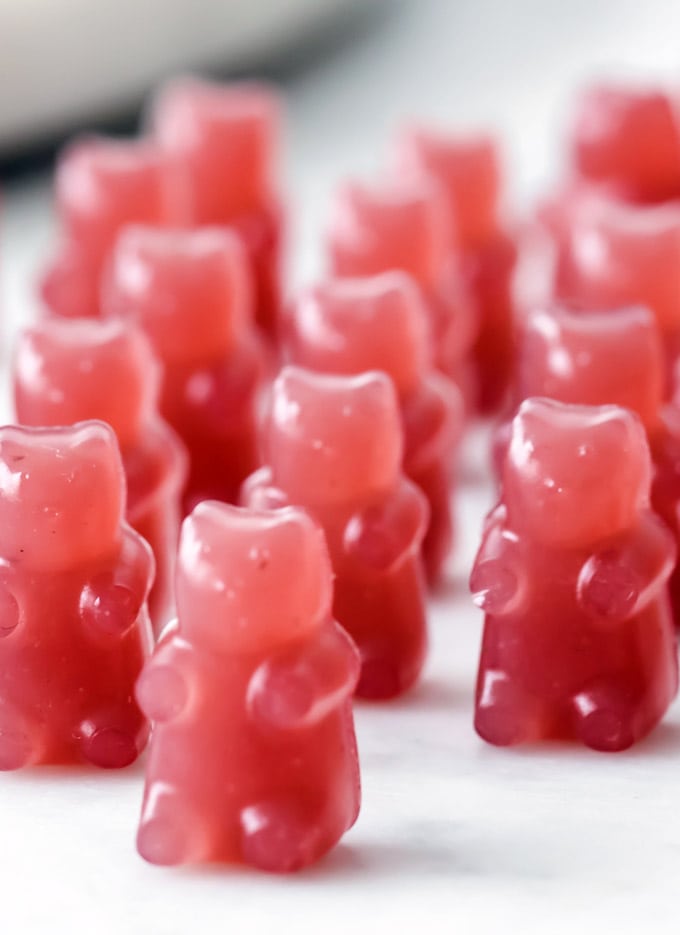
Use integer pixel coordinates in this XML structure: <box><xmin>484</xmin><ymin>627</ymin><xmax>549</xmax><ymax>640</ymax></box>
<box><xmin>13</xmin><ymin>318</ymin><xmax>187</xmax><ymax>633</ymax></box>
<box><xmin>41</xmin><ymin>136</ymin><xmax>187</xmax><ymax>318</ymax></box>
<box><xmin>244</xmin><ymin>366</ymin><xmax>429</xmax><ymax>699</ymax></box>
<box><xmin>395</xmin><ymin>130</ymin><xmax>516</xmax><ymax>412</ymax></box>
<box><xmin>0</xmin><ymin>422</ymin><xmax>154</xmax><ymax>769</ymax></box>
<box><xmin>152</xmin><ymin>77</ymin><xmax>283</xmax><ymax>337</ymax></box>
<box><xmin>137</xmin><ymin>502</ymin><xmax>360</xmax><ymax>871</ymax></box>
<box><xmin>326</xmin><ymin>178</ymin><xmax>476</xmax><ymax>401</ymax></box>
<box><xmin>103</xmin><ymin>226</ymin><xmax>263</xmax><ymax>513</ymax></box>
<box><xmin>285</xmin><ymin>272</ymin><xmax>462</xmax><ymax>585</ymax></box>
<box><xmin>473</xmin><ymin>398</ymin><xmax>678</xmax><ymax>751</ymax></box>
<box><xmin>570</xmin><ymin>84</ymin><xmax>680</xmax><ymax>204</ymax></box>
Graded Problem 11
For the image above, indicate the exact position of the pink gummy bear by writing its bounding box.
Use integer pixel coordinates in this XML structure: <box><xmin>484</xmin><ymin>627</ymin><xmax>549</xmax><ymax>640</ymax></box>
<box><xmin>0</xmin><ymin>421</ymin><xmax>154</xmax><ymax>769</ymax></box>
<box><xmin>41</xmin><ymin>136</ymin><xmax>188</xmax><ymax>318</ymax></box>
<box><xmin>512</xmin><ymin>304</ymin><xmax>680</xmax><ymax>626</ymax></box>
<box><xmin>394</xmin><ymin>129</ymin><xmax>517</xmax><ymax>412</ymax></box>
<box><xmin>569</xmin><ymin>83</ymin><xmax>680</xmax><ymax>204</ymax></box>
<box><xmin>136</xmin><ymin>502</ymin><xmax>360</xmax><ymax>871</ymax></box>
<box><xmin>326</xmin><ymin>178</ymin><xmax>476</xmax><ymax>402</ymax></box>
<box><xmin>285</xmin><ymin>272</ymin><xmax>462</xmax><ymax>586</ymax></box>
<box><xmin>102</xmin><ymin>225</ymin><xmax>264</xmax><ymax>514</ymax></box>
<box><xmin>473</xmin><ymin>397</ymin><xmax>678</xmax><ymax>751</ymax></box>
<box><xmin>243</xmin><ymin>366</ymin><xmax>429</xmax><ymax>700</ymax></box>
<box><xmin>151</xmin><ymin>77</ymin><xmax>283</xmax><ymax>338</ymax></box>
<box><xmin>550</xmin><ymin>196</ymin><xmax>680</xmax><ymax>391</ymax></box>
<box><xmin>13</xmin><ymin>318</ymin><xmax>187</xmax><ymax>634</ymax></box>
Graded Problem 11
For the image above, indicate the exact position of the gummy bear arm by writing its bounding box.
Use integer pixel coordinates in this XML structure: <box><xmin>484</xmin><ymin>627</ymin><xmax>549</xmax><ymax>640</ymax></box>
<box><xmin>119</xmin><ymin>524</ymin><xmax>156</xmax><ymax>603</ymax></box>
<box><xmin>403</xmin><ymin>377</ymin><xmax>464</xmax><ymax>473</ymax></box>
<box><xmin>239</xmin><ymin>466</ymin><xmax>289</xmax><ymax>511</ymax></box>
<box><xmin>135</xmin><ymin>641</ymin><xmax>188</xmax><ymax>722</ymax></box>
<box><xmin>343</xmin><ymin>479</ymin><xmax>429</xmax><ymax>572</ymax></box>
<box><xmin>247</xmin><ymin>622</ymin><xmax>360</xmax><ymax>731</ymax></box>
<box><xmin>470</xmin><ymin>510</ymin><xmax>525</xmax><ymax>616</ymax></box>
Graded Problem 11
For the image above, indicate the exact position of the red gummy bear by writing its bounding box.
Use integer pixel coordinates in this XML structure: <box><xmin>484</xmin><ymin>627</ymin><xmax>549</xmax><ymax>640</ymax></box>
<box><xmin>13</xmin><ymin>318</ymin><xmax>187</xmax><ymax>634</ymax></box>
<box><xmin>512</xmin><ymin>304</ymin><xmax>680</xmax><ymax>626</ymax></box>
<box><xmin>243</xmin><ymin>366</ymin><xmax>429</xmax><ymax>700</ymax></box>
<box><xmin>41</xmin><ymin>136</ymin><xmax>187</xmax><ymax>319</ymax></box>
<box><xmin>569</xmin><ymin>83</ymin><xmax>680</xmax><ymax>204</ymax></box>
<box><xmin>473</xmin><ymin>397</ymin><xmax>678</xmax><ymax>751</ymax></box>
<box><xmin>136</xmin><ymin>502</ymin><xmax>360</xmax><ymax>871</ymax></box>
<box><xmin>554</xmin><ymin>197</ymin><xmax>680</xmax><ymax>391</ymax></box>
<box><xmin>326</xmin><ymin>178</ymin><xmax>476</xmax><ymax>403</ymax></box>
<box><xmin>0</xmin><ymin>422</ymin><xmax>154</xmax><ymax>769</ymax></box>
<box><xmin>285</xmin><ymin>272</ymin><xmax>462</xmax><ymax>586</ymax></box>
<box><xmin>395</xmin><ymin>129</ymin><xmax>517</xmax><ymax>412</ymax></box>
<box><xmin>151</xmin><ymin>77</ymin><xmax>283</xmax><ymax>338</ymax></box>
<box><xmin>103</xmin><ymin>226</ymin><xmax>264</xmax><ymax>514</ymax></box>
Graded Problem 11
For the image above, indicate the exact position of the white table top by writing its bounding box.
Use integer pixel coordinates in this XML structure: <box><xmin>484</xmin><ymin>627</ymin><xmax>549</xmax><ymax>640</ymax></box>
<box><xmin>2</xmin><ymin>2</ymin><xmax>680</xmax><ymax>932</ymax></box>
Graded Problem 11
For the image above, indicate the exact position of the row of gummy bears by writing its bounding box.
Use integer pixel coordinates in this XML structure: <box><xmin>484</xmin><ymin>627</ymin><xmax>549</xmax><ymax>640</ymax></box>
<box><xmin>2</xmin><ymin>76</ymin><xmax>680</xmax><ymax>873</ymax></box>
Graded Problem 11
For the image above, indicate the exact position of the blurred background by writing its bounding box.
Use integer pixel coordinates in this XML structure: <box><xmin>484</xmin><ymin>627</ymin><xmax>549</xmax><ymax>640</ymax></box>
<box><xmin>1</xmin><ymin>0</ymin><xmax>680</xmax><ymax>320</ymax></box>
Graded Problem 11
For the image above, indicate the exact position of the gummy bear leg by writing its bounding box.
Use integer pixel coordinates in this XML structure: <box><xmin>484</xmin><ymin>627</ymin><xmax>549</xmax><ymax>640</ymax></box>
<box><xmin>137</xmin><ymin>789</ymin><xmax>210</xmax><ymax>866</ymax></box>
<box><xmin>474</xmin><ymin>669</ymin><xmax>545</xmax><ymax>746</ymax></box>
<box><xmin>240</xmin><ymin>798</ymin><xmax>323</xmax><ymax>873</ymax></box>
<box><xmin>77</xmin><ymin>709</ymin><xmax>147</xmax><ymax>769</ymax></box>
<box><xmin>571</xmin><ymin>681</ymin><xmax>639</xmax><ymax>752</ymax></box>
<box><xmin>0</xmin><ymin>705</ymin><xmax>41</xmax><ymax>770</ymax></box>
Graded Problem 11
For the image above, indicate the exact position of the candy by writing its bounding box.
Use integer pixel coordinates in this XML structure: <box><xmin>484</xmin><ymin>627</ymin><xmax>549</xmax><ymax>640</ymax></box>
<box><xmin>473</xmin><ymin>397</ymin><xmax>677</xmax><ymax>750</ymax></box>
<box><xmin>41</xmin><ymin>136</ymin><xmax>187</xmax><ymax>318</ymax></box>
<box><xmin>13</xmin><ymin>318</ymin><xmax>187</xmax><ymax>634</ymax></box>
<box><xmin>0</xmin><ymin>422</ymin><xmax>154</xmax><ymax>769</ymax></box>
<box><xmin>395</xmin><ymin>129</ymin><xmax>516</xmax><ymax>412</ymax></box>
<box><xmin>136</xmin><ymin>502</ymin><xmax>360</xmax><ymax>871</ymax></box>
<box><xmin>285</xmin><ymin>272</ymin><xmax>462</xmax><ymax>585</ymax></box>
<box><xmin>570</xmin><ymin>84</ymin><xmax>680</xmax><ymax>204</ymax></box>
<box><xmin>243</xmin><ymin>366</ymin><xmax>428</xmax><ymax>699</ymax></box>
<box><xmin>326</xmin><ymin>178</ymin><xmax>476</xmax><ymax>402</ymax></box>
<box><xmin>103</xmin><ymin>226</ymin><xmax>263</xmax><ymax>513</ymax></box>
<box><xmin>151</xmin><ymin>77</ymin><xmax>283</xmax><ymax>337</ymax></box>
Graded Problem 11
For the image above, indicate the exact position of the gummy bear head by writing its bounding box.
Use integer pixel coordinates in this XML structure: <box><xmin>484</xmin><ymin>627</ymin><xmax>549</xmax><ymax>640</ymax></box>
<box><xmin>327</xmin><ymin>177</ymin><xmax>452</xmax><ymax>287</ymax></box>
<box><xmin>0</xmin><ymin>422</ymin><xmax>125</xmax><ymax>571</ymax></box>
<box><xmin>394</xmin><ymin>127</ymin><xmax>501</xmax><ymax>246</ymax></box>
<box><xmin>518</xmin><ymin>306</ymin><xmax>664</xmax><ymax>432</ymax></box>
<box><xmin>151</xmin><ymin>77</ymin><xmax>281</xmax><ymax>219</ymax></box>
<box><xmin>503</xmin><ymin>397</ymin><xmax>651</xmax><ymax>547</ymax></box>
<box><xmin>14</xmin><ymin>318</ymin><xmax>160</xmax><ymax>448</ymax></box>
<box><xmin>266</xmin><ymin>366</ymin><xmax>403</xmax><ymax>505</ymax></box>
<box><xmin>103</xmin><ymin>225</ymin><xmax>252</xmax><ymax>365</ymax></box>
<box><xmin>288</xmin><ymin>272</ymin><xmax>431</xmax><ymax>396</ymax></box>
<box><xmin>55</xmin><ymin>135</ymin><xmax>187</xmax><ymax>250</ymax></box>
<box><xmin>176</xmin><ymin>502</ymin><xmax>332</xmax><ymax>652</ymax></box>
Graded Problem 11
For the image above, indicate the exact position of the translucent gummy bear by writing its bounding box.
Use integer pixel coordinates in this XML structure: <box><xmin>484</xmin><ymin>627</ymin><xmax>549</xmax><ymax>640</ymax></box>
<box><xmin>285</xmin><ymin>272</ymin><xmax>462</xmax><ymax>586</ymax></box>
<box><xmin>473</xmin><ymin>397</ymin><xmax>678</xmax><ymax>751</ymax></box>
<box><xmin>136</xmin><ymin>502</ymin><xmax>360</xmax><ymax>871</ymax></box>
<box><xmin>569</xmin><ymin>83</ymin><xmax>680</xmax><ymax>204</ymax></box>
<box><xmin>326</xmin><ymin>178</ymin><xmax>476</xmax><ymax>403</ymax></box>
<box><xmin>103</xmin><ymin>226</ymin><xmax>264</xmax><ymax>513</ymax></box>
<box><xmin>151</xmin><ymin>77</ymin><xmax>283</xmax><ymax>337</ymax></box>
<box><xmin>394</xmin><ymin>129</ymin><xmax>516</xmax><ymax>412</ymax></box>
<box><xmin>0</xmin><ymin>421</ymin><xmax>154</xmax><ymax>769</ymax></box>
<box><xmin>243</xmin><ymin>366</ymin><xmax>429</xmax><ymax>700</ymax></box>
<box><xmin>41</xmin><ymin>136</ymin><xmax>188</xmax><ymax>319</ymax></box>
<box><xmin>13</xmin><ymin>318</ymin><xmax>187</xmax><ymax>634</ymax></box>
<box><xmin>509</xmin><ymin>304</ymin><xmax>680</xmax><ymax>627</ymax></box>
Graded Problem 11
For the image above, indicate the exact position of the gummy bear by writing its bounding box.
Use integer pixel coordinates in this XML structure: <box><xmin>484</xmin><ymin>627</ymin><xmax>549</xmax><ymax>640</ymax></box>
<box><xmin>13</xmin><ymin>318</ymin><xmax>187</xmax><ymax>634</ymax></box>
<box><xmin>41</xmin><ymin>136</ymin><xmax>188</xmax><ymax>318</ymax></box>
<box><xmin>285</xmin><ymin>272</ymin><xmax>462</xmax><ymax>586</ymax></box>
<box><xmin>0</xmin><ymin>421</ymin><xmax>154</xmax><ymax>769</ymax></box>
<box><xmin>102</xmin><ymin>225</ymin><xmax>264</xmax><ymax>514</ymax></box>
<box><xmin>569</xmin><ymin>83</ymin><xmax>680</xmax><ymax>204</ymax></box>
<box><xmin>136</xmin><ymin>502</ymin><xmax>360</xmax><ymax>871</ymax></box>
<box><xmin>394</xmin><ymin>129</ymin><xmax>517</xmax><ymax>412</ymax></box>
<box><xmin>151</xmin><ymin>77</ymin><xmax>283</xmax><ymax>338</ymax></box>
<box><xmin>243</xmin><ymin>366</ymin><xmax>429</xmax><ymax>700</ymax></box>
<box><xmin>326</xmin><ymin>177</ymin><xmax>476</xmax><ymax>404</ymax></box>
<box><xmin>473</xmin><ymin>397</ymin><xmax>678</xmax><ymax>751</ymax></box>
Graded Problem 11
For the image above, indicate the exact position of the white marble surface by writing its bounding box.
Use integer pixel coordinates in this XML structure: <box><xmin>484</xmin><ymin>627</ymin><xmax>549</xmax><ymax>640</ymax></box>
<box><xmin>2</xmin><ymin>2</ymin><xmax>680</xmax><ymax>932</ymax></box>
